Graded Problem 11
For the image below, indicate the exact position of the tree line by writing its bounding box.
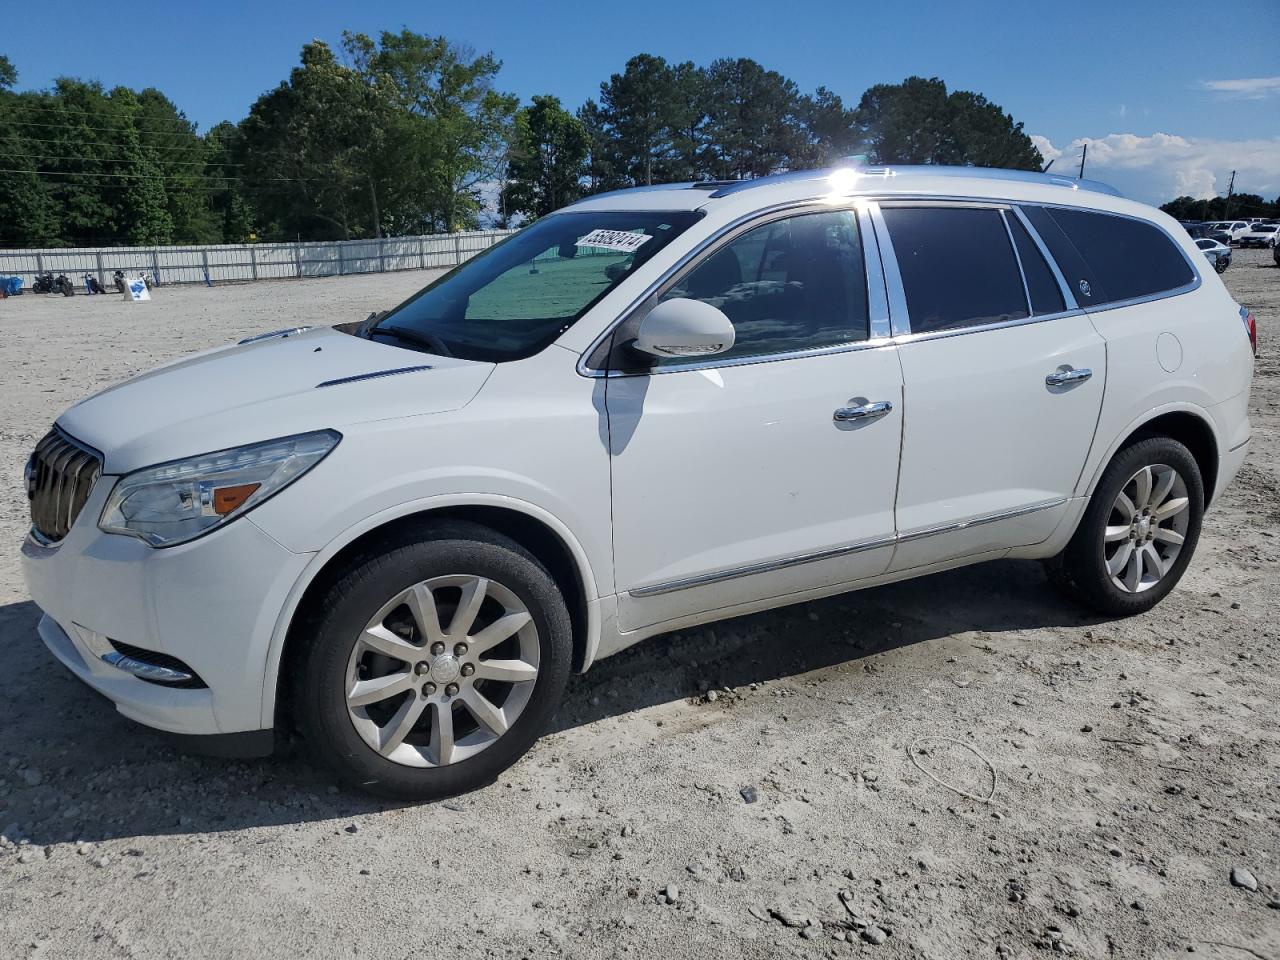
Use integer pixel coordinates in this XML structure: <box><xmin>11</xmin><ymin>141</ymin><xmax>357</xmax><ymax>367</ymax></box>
<box><xmin>1159</xmin><ymin>194</ymin><xmax>1279</xmax><ymax>223</ymax></box>
<box><xmin>2</xmin><ymin>36</ymin><xmax>1047</xmax><ymax>248</ymax></box>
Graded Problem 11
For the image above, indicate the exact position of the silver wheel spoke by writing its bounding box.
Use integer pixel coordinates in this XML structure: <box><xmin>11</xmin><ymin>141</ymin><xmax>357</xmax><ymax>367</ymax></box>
<box><xmin>469</xmin><ymin>610</ymin><xmax>532</xmax><ymax>654</ymax></box>
<box><xmin>1142</xmin><ymin>544</ymin><xmax>1165</xmax><ymax>579</ymax></box>
<box><xmin>429</xmin><ymin>701</ymin><xmax>455</xmax><ymax>765</ymax></box>
<box><xmin>1104</xmin><ymin>524</ymin><xmax>1131</xmax><ymax>543</ymax></box>
<box><xmin>349</xmin><ymin>670</ymin><xmax>414</xmax><ymax>707</ymax></box>
<box><xmin>1154</xmin><ymin>497</ymin><xmax>1189</xmax><ymax>521</ymax></box>
<box><xmin>1113</xmin><ymin>491</ymin><xmax>1137</xmax><ymax>522</ymax></box>
<box><xmin>474</xmin><ymin>658</ymin><xmax>538</xmax><ymax>683</ymax></box>
<box><xmin>460</xmin><ymin>687</ymin><xmax>508</xmax><ymax>736</ymax></box>
<box><xmin>1153</xmin><ymin>527</ymin><xmax>1184</xmax><ymax>546</ymax></box>
<box><xmin>1133</xmin><ymin>466</ymin><xmax>1154</xmax><ymax>509</ymax></box>
<box><xmin>1122</xmin><ymin>548</ymin><xmax>1143</xmax><ymax>592</ymax></box>
<box><xmin>406</xmin><ymin>583</ymin><xmax>446</xmax><ymax>646</ymax></box>
<box><xmin>360</xmin><ymin>624</ymin><xmax>421</xmax><ymax>661</ymax></box>
<box><xmin>448</xmin><ymin>577</ymin><xmax>489</xmax><ymax>638</ymax></box>
<box><xmin>378</xmin><ymin>695</ymin><xmax>427</xmax><ymax>755</ymax></box>
<box><xmin>1149</xmin><ymin>467</ymin><xmax>1176</xmax><ymax>510</ymax></box>
<box><xmin>1108</xmin><ymin>540</ymin><xmax>1135</xmax><ymax>576</ymax></box>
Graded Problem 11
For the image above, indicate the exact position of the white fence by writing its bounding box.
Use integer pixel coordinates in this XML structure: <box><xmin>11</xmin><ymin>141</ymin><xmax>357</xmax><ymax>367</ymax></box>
<box><xmin>0</xmin><ymin>230</ymin><xmax>518</xmax><ymax>288</ymax></box>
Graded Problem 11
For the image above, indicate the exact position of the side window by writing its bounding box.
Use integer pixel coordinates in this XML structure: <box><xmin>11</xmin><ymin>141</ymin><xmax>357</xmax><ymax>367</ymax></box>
<box><xmin>658</xmin><ymin>209</ymin><xmax>869</xmax><ymax>364</ymax></box>
<box><xmin>1005</xmin><ymin>212</ymin><xmax>1066</xmax><ymax>315</ymax></box>
<box><xmin>1043</xmin><ymin>207</ymin><xmax>1196</xmax><ymax>305</ymax></box>
<box><xmin>881</xmin><ymin>206</ymin><xmax>1029</xmax><ymax>334</ymax></box>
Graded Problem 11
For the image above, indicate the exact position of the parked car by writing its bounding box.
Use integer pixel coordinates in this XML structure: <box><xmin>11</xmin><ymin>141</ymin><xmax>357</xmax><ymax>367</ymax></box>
<box><xmin>1274</xmin><ymin>242</ymin><xmax>1280</xmax><ymax>267</ymax></box>
<box><xmin>1238</xmin><ymin>223</ymin><xmax>1279</xmax><ymax>248</ymax></box>
<box><xmin>1210</xmin><ymin>220</ymin><xmax>1251</xmax><ymax>244</ymax></box>
<box><xmin>21</xmin><ymin>166</ymin><xmax>1256</xmax><ymax>799</ymax></box>
<box><xmin>1195</xmin><ymin>237</ymin><xmax>1232</xmax><ymax>272</ymax></box>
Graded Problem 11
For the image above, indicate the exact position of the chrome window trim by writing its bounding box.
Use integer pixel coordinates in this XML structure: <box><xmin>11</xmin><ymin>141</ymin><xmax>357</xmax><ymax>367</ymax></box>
<box><xmin>627</xmin><ymin>497</ymin><xmax>1067</xmax><ymax>598</ymax></box>
<box><xmin>1001</xmin><ymin>209</ymin><xmax>1035</xmax><ymax>317</ymax></box>
<box><xmin>1008</xmin><ymin>205</ymin><xmax>1080</xmax><ymax>311</ymax></box>
<box><xmin>888</xmin><ymin>307</ymin><xmax>1087</xmax><ymax>347</ymax></box>
<box><xmin>858</xmin><ymin>205</ymin><xmax>892</xmax><ymax>340</ymax></box>
<box><xmin>576</xmin><ymin>199</ymin><xmax>878</xmax><ymax>378</ymax></box>
<box><xmin>866</xmin><ymin>203</ymin><xmax>911</xmax><ymax>337</ymax></box>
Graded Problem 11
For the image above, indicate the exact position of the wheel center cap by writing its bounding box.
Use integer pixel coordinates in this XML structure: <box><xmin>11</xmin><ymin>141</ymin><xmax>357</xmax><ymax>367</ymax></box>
<box><xmin>430</xmin><ymin>654</ymin><xmax>461</xmax><ymax>684</ymax></box>
<box><xmin>1136</xmin><ymin>516</ymin><xmax>1152</xmax><ymax>539</ymax></box>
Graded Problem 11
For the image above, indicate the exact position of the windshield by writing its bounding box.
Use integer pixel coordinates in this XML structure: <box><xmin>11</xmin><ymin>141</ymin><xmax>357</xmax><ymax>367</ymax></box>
<box><xmin>367</xmin><ymin>210</ymin><xmax>701</xmax><ymax>362</ymax></box>
<box><xmin>1256</xmin><ymin>225</ymin><xmax>1277</xmax><ymax>232</ymax></box>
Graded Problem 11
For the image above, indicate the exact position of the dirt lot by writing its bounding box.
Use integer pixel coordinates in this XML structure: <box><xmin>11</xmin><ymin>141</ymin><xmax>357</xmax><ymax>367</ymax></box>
<box><xmin>1</xmin><ymin>253</ymin><xmax>1278</xmax><ymax>960</ymax></box>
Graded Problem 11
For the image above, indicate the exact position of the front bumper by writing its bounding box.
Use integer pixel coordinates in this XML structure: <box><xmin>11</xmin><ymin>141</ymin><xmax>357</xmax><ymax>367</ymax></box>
<box><xmin>21</xmin><ymin>479</ymin><xmax>314</xmax><ymax>737</ymax></box>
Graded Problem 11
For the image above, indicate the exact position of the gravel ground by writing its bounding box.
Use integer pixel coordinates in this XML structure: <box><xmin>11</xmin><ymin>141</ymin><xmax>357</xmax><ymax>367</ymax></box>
<box><xmin>1</xmin><ymin>254</ymin><xmax>1278</xmax><ymax>959</ymax></box>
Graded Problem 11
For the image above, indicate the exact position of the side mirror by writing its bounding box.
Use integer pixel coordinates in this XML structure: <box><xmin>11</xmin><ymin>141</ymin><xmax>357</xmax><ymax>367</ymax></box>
<box><xmin>631</xmin><ymin>298</ymin><xmax>736</xmax><ymax>359</ymax></box>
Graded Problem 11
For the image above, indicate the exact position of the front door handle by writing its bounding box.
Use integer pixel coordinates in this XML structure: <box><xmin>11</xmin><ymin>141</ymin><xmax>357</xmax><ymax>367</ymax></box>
<box><xmin>1045</xmin><ymin>366</ymin><xmax>1093</xmax><ymax>387</ymax></box>
<box><xmin>833</xmin><ymin>400</ymin><xmax>893</xmax><ymax>422</ymax></box>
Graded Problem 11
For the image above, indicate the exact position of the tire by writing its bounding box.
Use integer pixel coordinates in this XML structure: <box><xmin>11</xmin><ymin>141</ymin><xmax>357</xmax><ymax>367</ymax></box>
<box><xmin>294</xmin><ymin>520</ymin><xmax>573</xmax><ymax>800</ymax></box>
<box><xmin>1047</xmin><ymin>436</ymin><xmax>1204</xmax><ymax>616</ymax></box>
<box><xmin>1215</xmin><ymin>257</ymin><xmax>1229</xmax><ymax>274</ymax></box>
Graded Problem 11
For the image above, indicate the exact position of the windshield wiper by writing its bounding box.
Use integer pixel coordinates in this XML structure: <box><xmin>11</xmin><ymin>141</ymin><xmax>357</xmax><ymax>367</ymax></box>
<box><xmin>369</xmin><ymin>324</ymin><xmax>454</xmax><ymax>358</ymax></box>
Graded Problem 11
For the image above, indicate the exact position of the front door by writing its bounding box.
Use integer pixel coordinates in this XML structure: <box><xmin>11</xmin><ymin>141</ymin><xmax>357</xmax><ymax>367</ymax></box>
<box><xmin>605</xmin><ymin>206</ymin><xmax>905</xmax><ymax>632</ymax></box>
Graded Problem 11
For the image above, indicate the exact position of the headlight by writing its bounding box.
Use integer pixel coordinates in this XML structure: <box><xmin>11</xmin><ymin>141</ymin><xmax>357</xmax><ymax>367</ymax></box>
<box><xmin>100</xmin><ymin>430</ymin><xmax>340</xmax><ymax>547</ymax></box>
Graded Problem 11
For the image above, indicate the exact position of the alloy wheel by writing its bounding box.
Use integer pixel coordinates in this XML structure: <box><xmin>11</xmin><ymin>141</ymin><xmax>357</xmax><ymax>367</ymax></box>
<box><xmin>344</xmin><ymin>574</ymin><xmax>540</xmax><ymax>767</ymax></box>
<box><xmin>1103</xmin><ymin>463</ymin><xmax>1190</xmax><ymax>593</ymax></box>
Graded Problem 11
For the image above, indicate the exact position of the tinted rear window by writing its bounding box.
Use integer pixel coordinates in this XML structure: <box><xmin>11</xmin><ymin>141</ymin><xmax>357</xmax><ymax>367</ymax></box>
<box><xmin>1020</xmin><ymin>206</ymin><xmax>1195</xmax><ymax>307</ymax></box>
<box><xmin>882</xmin><ymin>206</ymin><xmax>1029</xmax><ymax>334</ymax></box>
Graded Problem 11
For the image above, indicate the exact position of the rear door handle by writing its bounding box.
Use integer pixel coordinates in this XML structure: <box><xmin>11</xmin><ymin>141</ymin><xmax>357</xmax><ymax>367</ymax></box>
<box><xmin>833</xmin><ymin>400</ymin><xmax>893</xmax><ymax>422</ymax></box>
<box><xmin>1045</xmin><ymin>366</ymin><xmax>1093</xmax><ymax>387</ymax></box>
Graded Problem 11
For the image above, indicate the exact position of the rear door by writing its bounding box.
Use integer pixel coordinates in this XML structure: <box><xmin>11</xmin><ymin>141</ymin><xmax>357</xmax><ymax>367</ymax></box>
<box><xmin>875</xmin><ymin>201</ymin><xmax>1106</xmax><ymax>570</ymax></box>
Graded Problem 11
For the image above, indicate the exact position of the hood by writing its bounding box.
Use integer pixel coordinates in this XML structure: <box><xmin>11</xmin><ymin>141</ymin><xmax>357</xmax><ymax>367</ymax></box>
<box><xmin>57</xmin><ymin>327</ymin><xmax>494</xmax><ymax>474</ymax></box>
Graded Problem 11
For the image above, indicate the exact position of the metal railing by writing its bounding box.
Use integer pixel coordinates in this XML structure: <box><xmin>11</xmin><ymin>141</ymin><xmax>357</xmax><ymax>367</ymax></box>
<box><xmin>0</xmin><ymin>230</ymin><xmax>518</xmax><ymax>288</ymax></box>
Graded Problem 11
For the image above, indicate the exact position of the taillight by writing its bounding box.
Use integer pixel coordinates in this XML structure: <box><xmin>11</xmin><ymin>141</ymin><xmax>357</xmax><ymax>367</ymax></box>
<box><xmin>1240</xmin><ymin>305</ymin><xmax>1257</xmax><ymax>356</ymax></box>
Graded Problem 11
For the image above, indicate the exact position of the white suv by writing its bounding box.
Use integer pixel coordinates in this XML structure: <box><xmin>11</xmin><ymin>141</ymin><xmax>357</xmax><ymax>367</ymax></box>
<box><xmin>21</xmin><ymin>166</ymin><xmax>1256</xmax><ymax>799</ymax></box>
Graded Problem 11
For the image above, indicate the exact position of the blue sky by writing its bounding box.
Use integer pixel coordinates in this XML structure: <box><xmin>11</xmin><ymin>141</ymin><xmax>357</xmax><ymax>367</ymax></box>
<box><xmin>5</xmin><ymin>0</ymin><xmax>1278</xmax><ymax>204</ymax></box>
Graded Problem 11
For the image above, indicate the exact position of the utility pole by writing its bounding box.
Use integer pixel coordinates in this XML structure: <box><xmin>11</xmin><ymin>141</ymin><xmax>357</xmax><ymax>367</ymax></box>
<box><xmin>1224</xmin><ymin>170</ymin><xmax>1236</xmax><ymax>219</ymax></box>
<box><xmin>1078</xmin><ymin>143</ymin><xmax>1088</xmax><ymax>179</ymax></box>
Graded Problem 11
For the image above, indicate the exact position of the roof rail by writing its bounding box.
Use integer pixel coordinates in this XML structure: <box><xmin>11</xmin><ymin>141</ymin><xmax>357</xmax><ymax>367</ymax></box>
<box><xmin>707</xmin><ymin>165</ymin><xmax>1124</xmax><ymax>199</ymax></box>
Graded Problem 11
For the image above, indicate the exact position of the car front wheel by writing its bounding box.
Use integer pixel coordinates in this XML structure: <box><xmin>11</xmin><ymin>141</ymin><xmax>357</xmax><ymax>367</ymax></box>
<box><xmin>1047</xmin><ymin>436</ymin><xmax>1204</xmax><ymax>616</ymax></box>
<box><xmin>295</xmin><ymin>520</ymin><xmax>572</xmax><ymax>800</ymax></box>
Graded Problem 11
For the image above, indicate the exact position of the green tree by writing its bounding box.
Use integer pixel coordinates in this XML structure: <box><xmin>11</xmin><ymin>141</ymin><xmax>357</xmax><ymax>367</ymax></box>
<box><xmin>855</xmin><ymin>76</ymin><xmax>1042</xmax><ymax>170</ymax></box>
<box><xmin>238</xmin><ymin>40</ymin><xmax>382</xmax><ymax>240</ymax></box>
<box><xmin>597</xmin><ymin>54</ymin><xmax>682</xmax><ymax>186</ymax></box>
<box><xmin>0</xmin><ymin>55</ymin><xmax>16</xmax><ymax>91</ymax></box>
<box><xmin>701</xmin><ymin>58</ymin><xmax>808</xmax><ymax>179</ymax></box>
<box><xmin>344</xmin><ymin>30</ymin><xmax>518</xmax><ymax>233</ymax></box>
<box><xmin>797</xmin><ymin>86</ymin><xmax>861</xmax><ymax>166</ymax></box>
<box><xmin>501</xmin><ymin>95</ymin><xmax>588</xmax><ymax>220</ymax></box>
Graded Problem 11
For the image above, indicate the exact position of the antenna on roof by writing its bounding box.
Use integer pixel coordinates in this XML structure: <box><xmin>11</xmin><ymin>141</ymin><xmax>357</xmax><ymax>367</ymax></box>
<box><xmin>1042</xmin><ymin>159</ymin><xmax>1055</xmax><ymax>173</ymax></box>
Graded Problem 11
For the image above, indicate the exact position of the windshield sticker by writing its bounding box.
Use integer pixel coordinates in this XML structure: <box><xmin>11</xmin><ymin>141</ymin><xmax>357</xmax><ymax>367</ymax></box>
<box><xmin>575</xmin><ymin>229</ymin><xmax>652</xmax><ymax>253</ymax></box>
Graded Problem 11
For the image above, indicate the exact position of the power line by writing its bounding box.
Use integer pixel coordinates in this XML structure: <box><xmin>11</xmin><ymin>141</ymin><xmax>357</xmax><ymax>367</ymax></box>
<box><xmin>0</xmin><ymin>167</ymin><xmax>315</xmax><ymax>186</ymax></box>
<box><xmin>0</xmin><ymin>151</ymin><xmax>243</xmax><ymax>167</ymax></box>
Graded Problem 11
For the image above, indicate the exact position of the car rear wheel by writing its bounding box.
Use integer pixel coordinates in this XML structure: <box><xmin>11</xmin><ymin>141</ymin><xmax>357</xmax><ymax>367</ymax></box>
<box><xmin>1047</xmin><ymin>436</ymin><xmax>1204</xmax><ymax>616</ymax></box>
<box><xmin>295</xmin><ymin>520</ymin><xmax>572</xmax><ymax>800</ymax></box>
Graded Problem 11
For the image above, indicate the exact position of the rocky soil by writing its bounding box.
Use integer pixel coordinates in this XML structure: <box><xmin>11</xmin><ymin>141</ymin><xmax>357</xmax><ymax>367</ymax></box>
<box><xmin>1</xmin><ymin>254</ymin><xmax>1278</xmax><ymax>959</ymax></box>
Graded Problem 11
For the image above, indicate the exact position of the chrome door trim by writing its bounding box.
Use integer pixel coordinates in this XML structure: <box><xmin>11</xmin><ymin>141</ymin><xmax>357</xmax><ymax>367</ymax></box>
<box><xmin>866</xmin><ymin>203</ymin><xmax>911</xmax><ymax>337</ymax></box>
<box><xmin>627</xmin><ymin>497</ymin><xmax>1068</xmax><ymax>598</ymax></box>
<box><xmin>895</xmin><ymin>497</ymin><xmax>1068</xmax><ymax>545</ymax></box>
<box><xmin>1008</xmin><ymin>204</ymin><xmax>1079</xmax><ymax>311</ymax></box>
<box><xmin>1001</xmin><ymin>209</ymin><xmax>1035</xmax><ymax>316</ymax></box>
<box><xmin>858</xmin><ymin>204</ymin><xmax>892</xmax><ymax>340</ymax></box>
<box><xmin>627</xmin><ymin>534</ymin><xmax>898</xmax><ymax>598</ymax></box>
<box><xmin>889</xmin><ymin>307</ymin><xmax>1088</xmax><ymax>347</ymax></box>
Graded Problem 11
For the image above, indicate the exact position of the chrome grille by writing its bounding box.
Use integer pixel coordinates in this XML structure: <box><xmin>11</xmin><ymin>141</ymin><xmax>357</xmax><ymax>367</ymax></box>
<box><xmin>26</xmin><ymin>428</ymin><xmax>102</xmax><ymax>543</ymax></box>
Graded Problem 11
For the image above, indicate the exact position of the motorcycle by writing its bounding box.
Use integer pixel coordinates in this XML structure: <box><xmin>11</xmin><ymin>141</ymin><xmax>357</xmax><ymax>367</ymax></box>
<box><xmin>54</xmin><ymin>273</ymin><xmax>75</xmax><ymax>296</ymax></box>
<box><xmin>33</xmin><ymin>272</ymin><xmax>55</xmax><ymax>294</ymax></box>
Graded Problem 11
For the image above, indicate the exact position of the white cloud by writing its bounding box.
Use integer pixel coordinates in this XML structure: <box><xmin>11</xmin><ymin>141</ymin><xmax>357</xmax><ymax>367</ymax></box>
<box><xmin>1202</xmin><ymin>77</ymin><xmax>1280</xmax><ymax>100</ymax></box>
<box><xmin>1030</xmin><ymin>131</ymin><xmax>1280</xmax><ymax>204</ymax></box>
